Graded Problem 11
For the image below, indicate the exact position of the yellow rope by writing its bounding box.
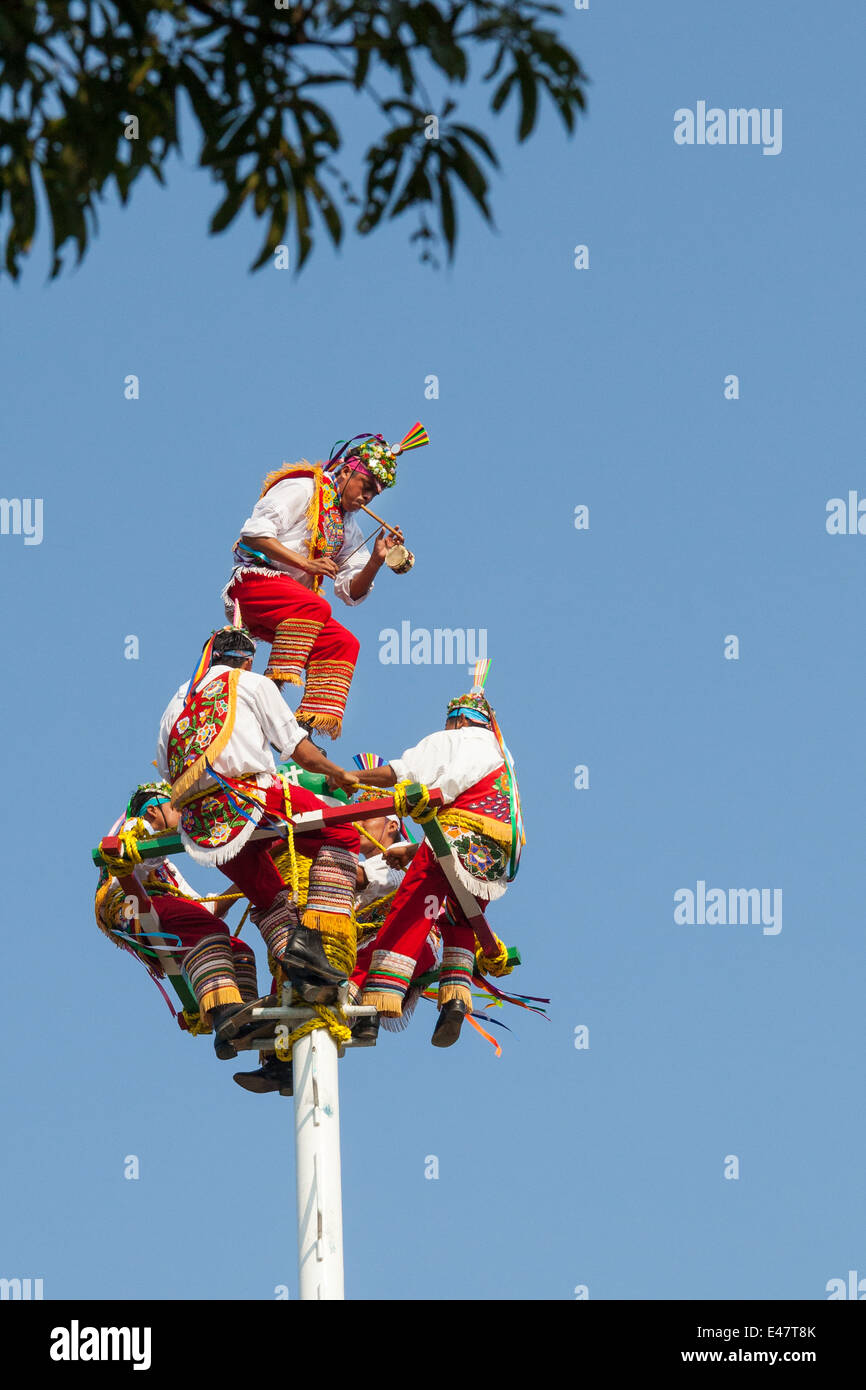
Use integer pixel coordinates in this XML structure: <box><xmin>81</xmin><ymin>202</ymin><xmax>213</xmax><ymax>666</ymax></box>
<box><xmin>274</xmin><ymin>1003</ymin><xmax>352</xmax><ymax>1061</ymax></box>
<box><xmin>100</xmin><ymin>820</ymin><xmax>147</xmax><ymax>878</ymax></box>
<box><xmin>154</xmin><ymin>881</ymin><xmax>243</xmax><ymax>904</ymax></box>
<box><xmin>352</xmin><ymin>822</ymin><xmax>391</xmax><ymax>854</ymax></box>
<box><xmin>181</xmin><ymin>1009</ymin><xmax>211</xmax><ymax>1036</ymax></box>
<box><xmin>475</xmin><ymin>934</ymin><xmax>514</xmax><ymax>978</ymax></box>
<box><xmin>391</xmin><ymin>781</ymin><xmax>437</xmax><ymax>824</ymax></box>
<box><xmin>279</xmin><ymin>774</ymin><xmax>301</xmax><ymax>902</ymax></box>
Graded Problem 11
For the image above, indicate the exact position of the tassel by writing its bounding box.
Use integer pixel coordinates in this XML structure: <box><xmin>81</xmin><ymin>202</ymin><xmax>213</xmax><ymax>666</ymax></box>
<box><xmin>396</xmin><ymin>422</ymin><xmax>429</xmax><ymax>453</ymax></box>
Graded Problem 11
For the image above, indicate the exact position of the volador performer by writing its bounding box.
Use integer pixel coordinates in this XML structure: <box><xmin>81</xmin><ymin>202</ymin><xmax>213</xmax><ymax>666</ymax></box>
<box><xmin>345</xmin><ymin>662</ymin><xmax>526</xmax><ymax>1047</ymax></box>
<box><xmin>95</xmin><ymin>782</ymin><xmax>267</xmax><ymax>1055</ymax></box>
<box><xmin>222</xmin><ymin>424</ymin><xmax>429</xmax><ymax>738</ymax></box>
<box><xmin>156</xmin><ymin>618</ymin><xmax>362</xmax><ymax>1007</ymax></box>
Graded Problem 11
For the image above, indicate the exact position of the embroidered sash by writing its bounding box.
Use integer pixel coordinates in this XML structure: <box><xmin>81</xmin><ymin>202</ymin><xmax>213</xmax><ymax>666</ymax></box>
<box><xmin>167</xmin><ymin>668</ymin><xmax>240</xmax><ymax>805</ymax></box>
<box><xmin>439</xmin><ymin>765</ymin><xmax>514</xmax><ymax>896</ymax></box>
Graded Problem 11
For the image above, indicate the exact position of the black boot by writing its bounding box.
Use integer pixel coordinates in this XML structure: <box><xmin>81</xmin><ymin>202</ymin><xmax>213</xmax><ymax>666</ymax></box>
<box><xmin>351</xmin><ymin>1012</ymin><xmax>380</xmax><ymax>1047</ymax></box>
<box><xmin>431</xmin><ymin>999</ymin><xmax>468</xmax><ymax>1048</ymax></box>
<box><xmin>233</xmin><ymin>1058</ymin><xmax>294</xmax><ymax>1096</ymax></box>
<box><xmin>280</xmin><ymin>926</ymin><xmax>347</xmax><ymax>1004</ymax></box>
<box><xmin>211</xmin><ymin>998</ymin><xmax>275</xmax><ymax>1060</ymax></box>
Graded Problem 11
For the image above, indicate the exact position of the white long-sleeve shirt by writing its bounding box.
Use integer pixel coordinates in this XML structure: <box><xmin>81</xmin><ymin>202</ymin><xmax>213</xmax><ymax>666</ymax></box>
<box><xmin>156</xmin><ymin>664</ymin><xmax>306</xmax><ymax>796</ymax></box>
<box><xmin>389</xmin><ymin>727</ymin><xmax>503</xmax><ymax>805</ymax></box>
<box><xmin>356</xmin><ymin>845</ymin><xmax>408</xmax><ymax>911</ymax></box>
<box><xmin>237</xmin><ymin>474</ymin><xmax>373</xmax><ymax>607</ymax></box>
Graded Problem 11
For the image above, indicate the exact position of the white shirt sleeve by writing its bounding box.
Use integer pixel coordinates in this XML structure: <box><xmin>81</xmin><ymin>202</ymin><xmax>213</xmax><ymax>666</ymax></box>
<box><xmin>333</xmin><ymin>512</ymin><xmax>374</xmax><ymax>608</ymax></box>
<box><xmin>357</xmin><ymin>852</ymin><xmax>405</xmax><ymax>909</ymax></box>
<box><xmin>248</xmin><ymin>672</ymin><xmax>307</xmax><ymax>761</ymax></box>
<box><xmin>390</xmin><ymin>728</ymin><xmax>502</xmax><ymax>803</ymax></box>
<box><xmin>239</xmin><ymin>476</ymin><xmax>312</xmax><ymax>544</ymax></box>
<box><xmin>156</xmin><ymin>685</ymin><xmax>186</xmax><ymax>779</ymax></box>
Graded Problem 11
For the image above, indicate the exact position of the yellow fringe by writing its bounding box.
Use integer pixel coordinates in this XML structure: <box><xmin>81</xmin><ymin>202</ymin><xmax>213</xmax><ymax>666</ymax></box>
<box><xmin>293</xmin><ymin>708</ymin><xmax>343</xmax><ymax>738</ymax></box>
<box><xmin>439</xmin><ymin>808</ymin><xmax>513</xmax><ymax>846</ymax></box>
<box><xmin>303</xmin><ymin>910</ymin><xmax>354</xmax><ymax>946</ymax></box>
<box><xmin>265</xmin><ymin>669</ymin><xmax>304</xmax><ymax>686</ymax></box>
<box><xmin>360</xmin><ymin>990</ymin><xmax>403</xmax><ymax>1017</ymax></box>
<box><xmin>198</xmin><ymin>984</ymin><xmax>243</xmax><ymax>1020</ymax></box>
<box><xmin>438</xmin><ymin>982</ymin><xmax>473</xmax><ymax>1010</ymax></box>
<box><xmin>170</xmin><ymin>668</ymin><xmax>241</xmax><ymax>806</ymax></box>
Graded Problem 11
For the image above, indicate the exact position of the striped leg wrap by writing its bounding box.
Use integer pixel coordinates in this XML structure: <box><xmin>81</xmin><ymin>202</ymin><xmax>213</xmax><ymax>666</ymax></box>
<box><xmin>304</xmin><ymin>844</ymin><xmax>358</xmax><ymax>972</ymax></box>
<box><xmin>306</xmin><ymin>845</ymin><xmax>357</xmax><ymax>920</ymax></box>
<box><xmin>231</xmin><ymin>946</ymin><xmax>259</xmax><ymax>1004</ymax></box>
<box><xmin>361</xmin><ymin>950</ymin><xmax>416</xmax><ymax>1017</ymax></box>
<box><xmin>249</xmin><ymin>888</ymin><xmax>301</xmax><ymax>961</ymax></box>
<box><xmin>183</xmin><ymin>934</ymin><xmax>242</xmax><ymax>1021</ymax></box>
<box><xmin>438</xmin><ymin>946</ymin><xmax>476</xmax><ymax>1010</ymax></box>
<box><xmin>296</xmin><ymin>658</ymin><xmax>355</xmax><ymax>739</ymax></box>
<box><xmin>265</xmin><ymin>617</ymin><xmax>323</xmax><ymax>685</ymax></box>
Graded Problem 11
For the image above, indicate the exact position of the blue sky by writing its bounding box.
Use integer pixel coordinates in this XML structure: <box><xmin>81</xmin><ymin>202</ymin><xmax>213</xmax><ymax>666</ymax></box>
<box><xmin>1</xmin><ymin>0</ymin><xmax>864</xmax><ymax>1300</ymax></box>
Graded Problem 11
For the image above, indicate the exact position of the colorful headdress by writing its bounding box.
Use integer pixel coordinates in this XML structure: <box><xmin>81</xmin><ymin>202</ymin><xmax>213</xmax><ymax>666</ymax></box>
<box><xmin>446</xmin><ymin>657</ymin><xmax>494</xmax><ymax>727</ymax></box>
<box><xmin>185</xmin><ymin>601</ymin><xmax>256</xmax><ymax>699</ymax></box>
<box><xmin>327</xmin><ymin>422</ymin><xmax>429</xmax><ymax>492</ymax></box>
<box><xmin>126</xmin><ymin>780</ymin><xmax>172</xmax><ymax>819</ymax></box>
<box><xmin>447</xmin><ymin>661</ymin><xmax>526</xmax><ymax>879</ymax></box>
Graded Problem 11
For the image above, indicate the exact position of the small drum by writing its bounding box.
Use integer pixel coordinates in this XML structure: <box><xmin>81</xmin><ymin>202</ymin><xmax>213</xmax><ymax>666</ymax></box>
<box><xmin>385</xmin><ymin>544</ymin><xmax>415</xmax><ymax>575</ymax></box>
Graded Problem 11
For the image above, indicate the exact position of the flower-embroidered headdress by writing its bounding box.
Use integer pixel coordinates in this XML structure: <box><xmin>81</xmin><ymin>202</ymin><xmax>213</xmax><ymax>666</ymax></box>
<box><xmin>126</xmin><ymin>781</ymin><xmax>173</xmax><ymax>819</ymax></box>
<box><xmin>327</xmin><ymin>422</ymin><xmax>429</xmax><ymax>493</ymax></box>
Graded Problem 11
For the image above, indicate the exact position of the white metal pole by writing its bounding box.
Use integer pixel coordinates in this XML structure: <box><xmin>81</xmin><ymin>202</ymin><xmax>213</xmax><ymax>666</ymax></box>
<box><xmin>293</xmin><ymin>1025</ymin><xmax>345</xmax><ymax>1300</ymax></box>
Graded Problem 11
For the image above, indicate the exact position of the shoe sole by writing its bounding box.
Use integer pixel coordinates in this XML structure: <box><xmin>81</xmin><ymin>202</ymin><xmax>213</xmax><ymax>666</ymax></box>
<box><xmin>431</xmin><ymin>1011</ymin><xmax>466</xmax><ymax>1048</ymax></box>
<box><xmin>233</xmin><ymin>1075</ymin><xmax>282</xmax><ymax>1094</ymax></box>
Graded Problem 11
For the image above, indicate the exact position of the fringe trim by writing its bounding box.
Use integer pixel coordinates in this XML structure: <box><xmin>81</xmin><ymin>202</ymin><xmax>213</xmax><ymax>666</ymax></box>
<box><xmin>380</xmin><ymin>984</ymin><xmax>421</xmax><ymax>1033</ymax></box>
<box><xmin>169</xmin><ymin>669</ymin><xmax>241</xmax><ymax>807</ymax></box>
<box><xmin>302</xmin><ymin>910</ymin><xmax>354</xmax><ymax>943</ymax></box>
<box><xmin>179</xmin><ymin>806</ymin><xmax>264</xmax><ymax>867</ymax></box>
<box><xmin>361</xmin><ymin>990</ymin><xmax>403</xmax><ymax>1017</ymax></box>
<box><xmin>198</xmin><ymin>985</ymin><xmax>243</xmax><ymax>1019</ymax></box>
<box><xmin>265</xmin><ymin>667</ymin><xmax>304</xmax><ymax>686</ymax></box>
<box><xmin>440</xmin><ymin>811</ymin><xmax>513</xmax><ymax>847</ymax></box>
<box><xmin>221</xmin><ymin>565</ymin><xmax>284</xmax><ymax>612</ymax></box>
<box><xmin>293</xmin><ymin>708</ymin><xmax>343</xmax><ymax>739</ymax></box>
<box><xmin>438</xmin><ymin>982</ymin><xmax>473</xmax><ymax>1010</ymax></box>
<box><xmin>449</xmin><ymin>855</ymin><xmax>508</xmax><ymax>903</ymax></box>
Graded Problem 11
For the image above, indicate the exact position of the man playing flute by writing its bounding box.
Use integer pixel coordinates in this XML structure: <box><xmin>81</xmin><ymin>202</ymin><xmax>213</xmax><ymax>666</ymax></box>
<box><xmin>221</xmin><ymin>423</ymin><xmax>429</xmax><ymax>738</ymax></box>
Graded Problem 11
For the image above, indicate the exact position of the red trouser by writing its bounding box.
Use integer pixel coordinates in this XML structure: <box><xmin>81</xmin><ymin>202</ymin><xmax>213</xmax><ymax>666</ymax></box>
<box><xmin>218</xmin><ymin>780</ymin><xmax>360</xmax><ymax>910</ymax></box>
<box><xmin>150</xmin><ymin>894</ymin><xmax>229</xmax><ymax>947</ymax></box>
<box><xmin>148</xmin><ymin>895</ymin><xmax>254</xmax><ymax>1016</ymax></box>
<box><xmin>228</xmin><ymin>571</ymin><xmax>360</xmax><ymax>738</ymax></box>
<box><xmin>353</xmin><ymin>845</ymin><xmax>479</xmax><ymax>1011</ymax></box>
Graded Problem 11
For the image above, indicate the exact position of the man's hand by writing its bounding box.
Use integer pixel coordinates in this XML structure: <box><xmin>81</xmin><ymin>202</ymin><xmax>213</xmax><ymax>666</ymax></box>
<box><xmin>385</xmin><ymin>843</ymin><xmax>419</xmax><ymax>869</ymax></box>
<box><xmin>306</xmin><ymin>556</ymin><xmax>339</xmax><ymax>578</ymax></box>
<box><xmin>329</xmin><ymin>767</ymin><xmax>360</xmax><ymax>795</ymax></box>
<box><xmin>372</xmin><ymin>526</ymin><xmax>405</xmax><ymax>564</ymax></box>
